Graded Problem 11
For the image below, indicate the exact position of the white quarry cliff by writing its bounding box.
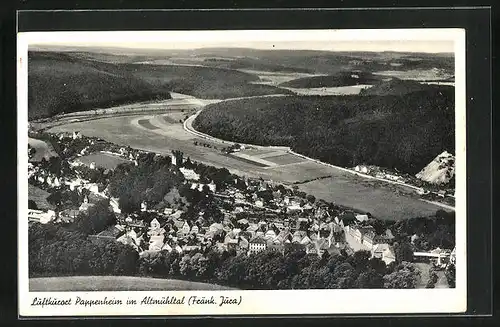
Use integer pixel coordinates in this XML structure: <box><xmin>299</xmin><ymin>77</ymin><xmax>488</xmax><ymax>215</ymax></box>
<box><xmin>416</xmin><ymin>151</ymin><xmax>455</xmax><ymax>184</ymax></box>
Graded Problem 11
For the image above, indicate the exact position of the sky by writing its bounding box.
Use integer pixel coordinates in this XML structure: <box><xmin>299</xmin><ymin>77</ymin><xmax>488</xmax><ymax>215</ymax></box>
<box><xmin>23</xmin><ymin>29</ymin><xmax>459</xmax><ymax>53</ymax></box>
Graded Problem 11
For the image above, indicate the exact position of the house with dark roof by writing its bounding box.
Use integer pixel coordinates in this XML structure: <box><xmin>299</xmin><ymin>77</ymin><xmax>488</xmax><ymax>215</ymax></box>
<box><xmin>374</xmin><ymin>229</ymin><xmax>395</xmax><ymax>244</ymax></box>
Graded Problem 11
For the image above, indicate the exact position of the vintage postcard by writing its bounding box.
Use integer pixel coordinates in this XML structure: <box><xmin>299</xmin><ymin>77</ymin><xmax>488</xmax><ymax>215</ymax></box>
<box><xmin>18</xmin><ymin>28</ymin><xmax>466</xmax><ymax>316</ymax></box>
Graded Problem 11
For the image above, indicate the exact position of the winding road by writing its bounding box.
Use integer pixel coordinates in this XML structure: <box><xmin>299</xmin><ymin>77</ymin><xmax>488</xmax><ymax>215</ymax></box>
<box><xmin>43</xmin><ymin>93</ymin><xmax>454</xmax><ymax>219</ymax></box>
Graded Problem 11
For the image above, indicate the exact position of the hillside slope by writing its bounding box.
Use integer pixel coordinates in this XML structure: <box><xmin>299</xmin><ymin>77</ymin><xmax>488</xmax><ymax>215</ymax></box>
<box><xmin>28</xmin><ymin>51</ymin><xmax>173</xmax><ymax>120</ymax></box>
<box><xmin>416</xmin><ymin>151</ymin><xmax>455</xmax><ymax>184</ymax></box>
<box><xmin>193</xmin><ymin>86</ymin><xmax>454</xmax><ymax>174</ymax></box>
<box><xmin>28</xmin><ymin>51</ymin><xmax>293</xmax><ymax>120</ymax></box>
<box><xmin>359</xmin><ymin>78</ymin><xmax>453</xmax><ymax>96</ymax></box>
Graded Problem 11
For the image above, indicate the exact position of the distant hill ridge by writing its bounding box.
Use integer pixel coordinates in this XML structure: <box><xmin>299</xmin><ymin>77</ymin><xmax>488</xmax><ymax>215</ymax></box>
<box><xmin>359</xmin><ymin>78</ymin><xmax>454</xmax><ymax>96</ymax></box>
<box><xmin>27</xmin><ymin>51</ymin><xmax>292</xmax><ymax>120</ymax></box>
<box><xmin>279</xmin><ymin>71</ymin><xmax>383</xmax><ymax>88</ymax></box>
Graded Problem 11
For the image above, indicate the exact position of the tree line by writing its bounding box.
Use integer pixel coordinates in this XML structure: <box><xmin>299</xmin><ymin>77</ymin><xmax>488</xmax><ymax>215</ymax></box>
<box><xmin>29</xmin><ymin>222</ymin><xmax>423</xmax><ymax>289</ymax></box>
<box><xmin>29</xmin><ymin>223</ymin><xmax>138</xmax><ymax>277</ymax></box>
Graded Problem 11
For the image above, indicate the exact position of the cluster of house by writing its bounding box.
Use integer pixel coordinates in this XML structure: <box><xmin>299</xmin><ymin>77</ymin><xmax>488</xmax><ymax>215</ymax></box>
<box><xmin>28</xmin><ymin>134</ymin><xmax>420</xmax><ymax>266</ymax></box>
<box><xmin>344</xmin><ymin>217</ymin><xmax>396</xmax><ymax>265</ymax></box>
<box><xmin>88</xmin><ymin>203</ymin><xmax>351</xmax><ymax>259</ymax></box>
<box><xmin>353</xmin><ymin>164</ymin><xmax>407</xmax><ymax>183</ymax></box>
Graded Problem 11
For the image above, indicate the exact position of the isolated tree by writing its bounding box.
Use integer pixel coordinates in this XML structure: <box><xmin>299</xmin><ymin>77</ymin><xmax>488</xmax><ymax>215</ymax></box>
<box><xmin>445</xmin><ymin>263</ymin><xmax>456</xmax><ymax>288</ymax></box>
<box><xmin>393</xmin><ymin>241</ymin><xmax>414</xmax><ymax>263</ymax></box>
<box><xmin>306</xmin><ymin>194</ymin><xmax>316</xmax><ymax>204</ymax></box>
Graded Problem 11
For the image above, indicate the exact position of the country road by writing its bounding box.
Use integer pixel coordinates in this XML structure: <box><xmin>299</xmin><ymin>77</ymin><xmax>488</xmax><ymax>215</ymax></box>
<box><xmin>43</xmin><ymin>93</ymin><xmax>454</xmax><ymax>220</ymax></box>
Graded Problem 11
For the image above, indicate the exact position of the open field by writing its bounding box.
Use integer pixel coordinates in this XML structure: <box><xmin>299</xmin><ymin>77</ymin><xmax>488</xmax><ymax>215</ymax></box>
<box><xmin>137</xmin><ymin>118</ymin><xmax>160</xmax><ymax>130</ymax></box>
<box><xmin>75</xmin><ymin>152</ymin><xmax>132</xmax><ymax>170</ymax></box>
<box><xmin>282</xmin><ymin>85</ymin><xmax>372</xmax><ymax>96</ymax></box>
<box><xmin>297</xmin><ymin>177</ymin><xmax>440</xmax><ymax>219</ymax></box>
<box><xmin>28</xmin><ymin>184</ymin><xmax>55</xmax><ymax>210</ymax></box>
<box><xmin>46</xmin><ymin>110</ymin><xmax>447</xmax><ymax>220</ymax></box>
<box><xmin>372</xmin><ymin>68</ymin><xmax>454</xmax><ymax>81</ymax></box>
<box><xmin>261</xmin><ymin>153</ymin><xmax>305</xmax><ymax>166</ymax></box>
<box><xmin>30</xmin><ymin>276</ymin><xmax>235</xmax><ymax>291</ymax></box>
<box><xmin>28</xmin><ymin>137</ymin><xmax>58</xmax><ymax>162</ymax></box>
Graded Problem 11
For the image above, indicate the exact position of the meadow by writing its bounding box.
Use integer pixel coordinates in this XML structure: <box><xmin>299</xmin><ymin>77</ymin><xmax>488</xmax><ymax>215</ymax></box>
<box><xmin>30</xmin><ymin>276</ymin><xmax>235</xmax><ymax>291</ymax></box>
<box><xmin>75</xmin><ymin>152</ymin><xmax>132</xmax><ymax>170</ymax></box>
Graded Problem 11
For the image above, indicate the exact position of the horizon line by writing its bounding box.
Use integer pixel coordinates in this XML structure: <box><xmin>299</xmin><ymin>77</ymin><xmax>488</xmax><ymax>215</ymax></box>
<box><xmin>28</xmin><ymin>44</ymin><xmax>455</xmax><ymax>55</ymax></box>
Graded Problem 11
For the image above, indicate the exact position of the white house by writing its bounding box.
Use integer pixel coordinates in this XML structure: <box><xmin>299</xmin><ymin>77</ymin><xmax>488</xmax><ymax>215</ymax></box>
<box><xmin>179</xmin><ymin>167</ymin><xmax>200</xmax><ymax>181</ymax></box>
<box><xmin>148</xmin><ymin>235</ymin><xmax>165</xmax><ymax>251</ymax></box>
<box><xmin>248</xmin><ymin>236</ymin><xmax>267</xmax><ymax>255</ymax></box>
<box><xmin>264</xmin><ymin>229</ymin><xmax>277</xmax><ymax>240</ymax></box>
<box><xmin>28</xmin><ymin>209</ymin><xmax>56</xmax><ymax>224</ymax></box>
<box><xmin>208</xmin><ymin>181</ymin><xmax>216</xmax><ymax>193</ymax></box>
<box><xmin>150</xmin><ymin>218</ymin><xmax>161</xmax><ymax>230</ymax></box>
<box><xmin>109</xmin><ymin>198</ymin><xmax>121</xmax><ymax>214</ymax></box>
<box><xmin>355</xmin><ymin>214</ymin><xmax>369</xmax><ymax>222</ymax></box>
<box><xmin>371</xmin><ymin>244</ymin><xmax>396</xmax><ymax>265</ymax></box>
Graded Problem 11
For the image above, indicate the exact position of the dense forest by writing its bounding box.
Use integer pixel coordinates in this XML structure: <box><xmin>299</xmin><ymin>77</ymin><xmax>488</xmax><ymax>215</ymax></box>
<box><xmin>28</xmin><ymin>52</ymin><xmax>173</xmax><ymax>119</ymax></box>
<box><xmin>359</xmin><ymin>78</ymin><xmax>453</xmax><ymax>96</ymax></box>
<box><xmin>28</xmin><ymin>51</ymin><xmax>293</xmax><ymax>120</ymax></box>
<box><xmin>29</xmin><ymin>223</ymin><xmax>139</xmax><ymax>277</ymax></box>
<box><xmin>193</xmin><ymin>85</ymin><xmax>454</xmax><ymax>174</ymax></box>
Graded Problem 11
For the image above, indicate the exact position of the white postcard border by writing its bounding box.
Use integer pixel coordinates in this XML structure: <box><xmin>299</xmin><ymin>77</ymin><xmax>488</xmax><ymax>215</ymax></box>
<box><xmin>17</xmin><ymin>28</ymin><xmax>467</xmax><ymax>317</ymax></box>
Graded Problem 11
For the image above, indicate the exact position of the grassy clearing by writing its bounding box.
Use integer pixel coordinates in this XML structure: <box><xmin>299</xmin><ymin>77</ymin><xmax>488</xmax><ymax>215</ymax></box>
<box><xmin>264</xmin><ymin>154</ymin><xmax>305</xmax><ymax>165</ymax></box>
<box><xmin>30</xmin><ymin>276</ymin><xmax>236</xmax><ymax>291</ymax></box>
<box><xmin>137</xmin><ymin>118</ymin><xmax>160</xmax><ymax>130</ymax></box>
<box><xmin>76</xmin><ymin>152</ymin><xmax>131</xmax><ymax>170</ymax></box>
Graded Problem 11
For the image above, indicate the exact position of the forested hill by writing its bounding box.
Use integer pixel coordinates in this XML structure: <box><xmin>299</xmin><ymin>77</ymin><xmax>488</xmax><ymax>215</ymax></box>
<box><xmin>279</xmin><ymin>72</ymin><xmax>382</xmax><ymax>88</ymax></box>
<box><xmin>28</xmin><ymin>51</ymin><xmax>173</xmax><ymax>120</ymax></box>
<box><xmin>359</xmin><ymin>78</ymin><xmax>454</xmax><ymax>96</ymax></box>
<box><xmin>28</xmin><ymin>51</ymin><xmax>293</xmax><ymax>120</ymax></box>
<box><xmin>193</xmin><ymin>87</ymin><xmax>454</xmax><ymax>175</ymax></box>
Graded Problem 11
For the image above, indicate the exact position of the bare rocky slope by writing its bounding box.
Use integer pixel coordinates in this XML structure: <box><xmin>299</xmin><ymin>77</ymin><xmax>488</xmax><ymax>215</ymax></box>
<box><xmin>416</xmin><ymin>151</ymin><xmax>455</xmax><ymax>184</ymax></box>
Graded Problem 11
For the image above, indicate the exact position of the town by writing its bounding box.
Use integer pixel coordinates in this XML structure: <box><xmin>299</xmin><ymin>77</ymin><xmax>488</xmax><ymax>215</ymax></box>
<box><xmin>27</xmin><ymin>130</ymin><xmax>456</xmax><ymax>289</ymax></box>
